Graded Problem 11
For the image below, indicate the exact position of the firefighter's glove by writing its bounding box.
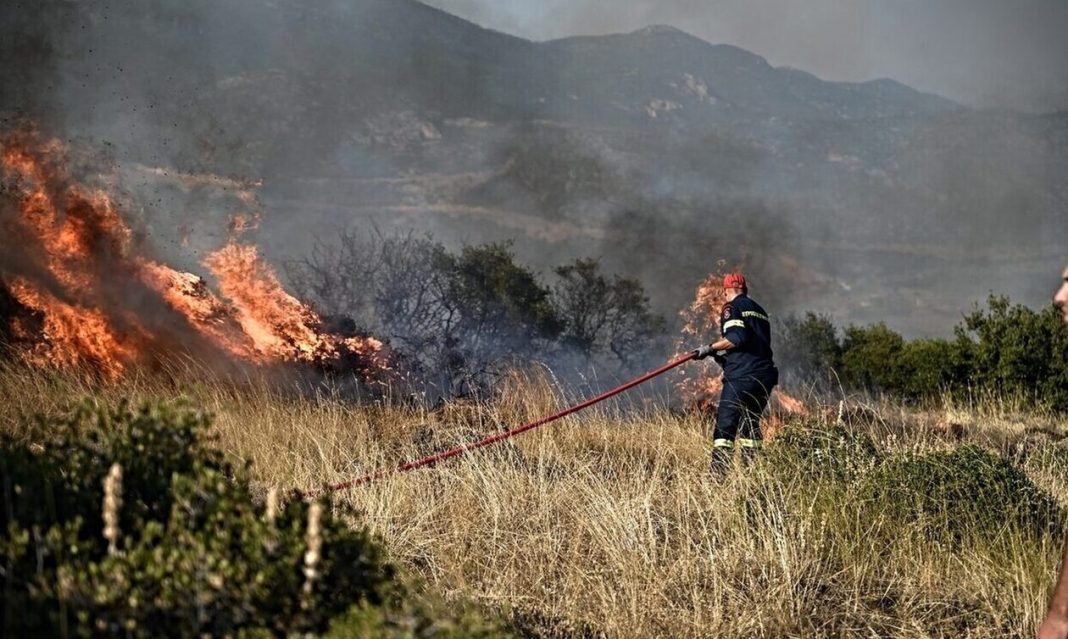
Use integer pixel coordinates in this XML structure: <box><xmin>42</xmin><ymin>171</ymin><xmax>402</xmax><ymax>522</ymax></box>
<box><xmin>693</xmin><ymin>345</ymin><xmax>715</xmax><ymax>360</ymax></box>
<box><xmin>713</xmin><ymin>350</ymin><xmax>727</xmax><ymax>365</ymax></box>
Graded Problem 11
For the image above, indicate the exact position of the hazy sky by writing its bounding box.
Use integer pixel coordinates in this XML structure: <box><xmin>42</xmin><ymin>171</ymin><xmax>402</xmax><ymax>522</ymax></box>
<box><xmin>425</xmin><ymin>0</ymin><xmax>1068</xmax><ymax>112</ymax></box>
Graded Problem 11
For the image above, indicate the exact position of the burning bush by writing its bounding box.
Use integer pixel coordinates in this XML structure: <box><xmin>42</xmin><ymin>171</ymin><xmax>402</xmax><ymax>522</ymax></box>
<box><xmin>0</xmin><ymin>129</ymin><xmax>391</xmax><ymax>386</ymax></box>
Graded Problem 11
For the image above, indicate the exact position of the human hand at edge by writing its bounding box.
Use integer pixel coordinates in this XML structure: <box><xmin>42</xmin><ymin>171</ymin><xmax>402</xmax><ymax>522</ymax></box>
<box><xmin>1038</xmin><ymin>610</ymin><xmax>1068</xmax><ymax>639</ymax></box>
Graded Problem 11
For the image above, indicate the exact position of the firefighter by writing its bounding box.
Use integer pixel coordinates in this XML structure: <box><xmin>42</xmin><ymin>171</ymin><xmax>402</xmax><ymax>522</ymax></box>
<box><xmin>693</xmin><ymin>272</ymin><xmax>778</xmax><ymax>475</ymax></box>
<box><xmin>1038</xmin><ymin>263</ymin><xmax>1068</xmax><ymax>639</ymax></box>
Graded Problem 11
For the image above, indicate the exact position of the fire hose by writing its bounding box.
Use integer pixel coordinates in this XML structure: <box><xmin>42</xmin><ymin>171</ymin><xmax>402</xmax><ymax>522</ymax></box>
<box><xmin>314</xmin><ymin>350</ymin><xmax>699</xmax><ymax>496</ymax></box>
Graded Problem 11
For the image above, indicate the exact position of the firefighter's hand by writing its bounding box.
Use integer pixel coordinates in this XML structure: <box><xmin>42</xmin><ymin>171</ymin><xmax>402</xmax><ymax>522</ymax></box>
<box><xmin>1038</xmin><ymin>610</ymin><xmax>1068</xmax><ymax>639</ymax></box>
<box><xmin>692</xmin><ymin>345</ymin><xmax>714</xmax><ymax>360</ymax></box>
<box><xmin>713</xmin><ymin>350</ymin><xmax>727</xmax><ymax>365</ymax></box>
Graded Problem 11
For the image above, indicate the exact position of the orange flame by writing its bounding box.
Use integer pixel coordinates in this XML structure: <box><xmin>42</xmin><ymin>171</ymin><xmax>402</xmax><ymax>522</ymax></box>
<box><xmin>679</xmin><ymin>263</ymin><xmax>810</xmax><ymax>433</ymax></box>
<box><xmin>7</xmin><ymin>278</ymin><xmax>142</xmax><ymax>380</ymax></box>
<box><xmin>676</xmin><ymin>262</ymin><xmax>732</xmax><ymax>405</ymax></box>
<box><xmin>774</xmin><ymin>390</ymin><xmax>809</xmax><ymax>417</ymax></box>
<box><xmin>204</xmin><ymin>242</ymin><xmax>338</xmax><ymax>362</ymax></box>
<box><xmin>0</xmin><ymin>130</ymin><xmax>388</xmax><ymax>381</ymax></box>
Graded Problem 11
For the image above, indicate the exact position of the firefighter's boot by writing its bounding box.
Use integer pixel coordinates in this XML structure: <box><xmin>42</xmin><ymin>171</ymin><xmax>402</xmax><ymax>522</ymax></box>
<box><xmin>710</xmin><ymin>443</ymin><xmax>733</xmax><ymax>478</ymax></box>
<box><xmin>739</xmin><ymin>438</ymin><xmax>762</xmax><ymax>468</ymax></box>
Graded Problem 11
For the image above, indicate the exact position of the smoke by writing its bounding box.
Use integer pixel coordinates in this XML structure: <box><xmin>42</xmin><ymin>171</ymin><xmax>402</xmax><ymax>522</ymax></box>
<box><xmin>426</xmin><ymin>0</ymin><xmax>1068</xmax><ymax>112</ymax></box>
<box><xmin>3</xmin><ymin>0</ymin><xmax>1065</xmax><ymax>347</ymax></box>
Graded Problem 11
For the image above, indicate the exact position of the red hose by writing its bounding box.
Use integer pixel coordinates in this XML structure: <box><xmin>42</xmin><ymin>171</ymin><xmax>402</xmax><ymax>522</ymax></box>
<box><xmin>315</xmin><ymin>351</ymin><xmax>698</xmax><ymax>496</ymax></box>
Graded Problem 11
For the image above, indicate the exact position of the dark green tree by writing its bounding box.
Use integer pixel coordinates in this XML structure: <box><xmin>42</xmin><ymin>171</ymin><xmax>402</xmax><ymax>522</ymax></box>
<box><xmin>774</xmin><ymin>312</ymin><xmax>842</xmax><ymax>386</ymax></box>
<box><xmin>443</xmin><ymin>243</ymin><xmax>562</xmax><ymax>360</ymax></box>
<box><xmin>896</xmin><ymin>337</ymin><xmax>971</xmax><ymax>401</ymax></box>
<box><xmin>956</xmin><ymin>296</ymin><xmax>1068</xmax><ymax>409</ymax></box>
<box><xmin>553</xmin><ymin>258</ymin><xmax>665</xmax><ymax>367</ymax></box>
<box><xmin>839</xmin><ymin>322</ymin><xmax>907</xmax><ymax>394</ymax></box>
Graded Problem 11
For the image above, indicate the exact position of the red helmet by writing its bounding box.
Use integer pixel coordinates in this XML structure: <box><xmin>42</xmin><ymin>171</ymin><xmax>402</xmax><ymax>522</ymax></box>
<box><xmin>723</xmin><ymin>272</ymin><xmax>747</xmax><ymax>290</ymax></box>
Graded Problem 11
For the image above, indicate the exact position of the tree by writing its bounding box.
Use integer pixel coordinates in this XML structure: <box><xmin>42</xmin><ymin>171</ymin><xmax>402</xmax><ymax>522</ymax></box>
<box><xmin>956</xmin><ymin>296</ymin><xmax>1068</xmax><ymax>409</ymax></box>
<box><xmin>774</xmin><ymin>312</ymin><xmax>842</xmax><ymax>387</ymax></box>
<box><xmin>552</xmin><ymin>258</ymin><xmax>665</xmax><ymax>367</ymax></box>
<box><xmin>443</xmin><ymin>242</ymin><xmax>562</xmax><ymax>365</ymax></box>
<box><xmin>897</xmin><ymin>338</ymin><xmax>970</xmax><ymax>401</ymax></box>
<box><xmin>288</xmin><ymin>233</ymin><xmax>564</xmax><ymax>398</ymax></box>
<box><xmin>839</xmin><ymin>323</ymin><xmax>907</xmax><ymax>394</ymax></box>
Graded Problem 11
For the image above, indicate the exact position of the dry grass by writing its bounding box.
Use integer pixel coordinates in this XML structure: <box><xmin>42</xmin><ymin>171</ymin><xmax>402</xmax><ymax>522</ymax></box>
<box><xmin>2</xmin><ymin>362</ymin><xmax>1068</xmax><ymax>638</ymax></box>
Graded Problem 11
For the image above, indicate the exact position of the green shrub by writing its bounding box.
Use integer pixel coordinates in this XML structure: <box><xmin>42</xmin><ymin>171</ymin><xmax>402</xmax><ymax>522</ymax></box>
<box><xmin>861</xmin><ymin>444</ymin><xmax>1063</xmax><ymax>545</ymax></box>
<box><xmin>775</xmin><ymin>312</ymin><xmax>842</xmax><ymax>387</ymax></box>
<box><xmin>897</xmin><ymin>337</ymin><xmax>970</xmax><ymax>401</ymax></box>
<box><xmin>839</xmin><ymin>323</ymin><xmax>908</xmax><ymax>394</ymax></box>
<box><xmin>956</xmin><ymin>296</ymin><xmax>1068</xmax><ymax>410</ymax></box>
<box><xmin>787</xmin><ymin>296</ymin><xmax>1068</xmax><ymax>410</ymax></box>
<box><xmin>0</xmin><ymin>400</ymin><xmax>506</xmax><ymax>637</ymax></box>
<box><xmin>762</xmin><ymin>422</ymin><xmax>880</xmax><ymax>482</ymax></box>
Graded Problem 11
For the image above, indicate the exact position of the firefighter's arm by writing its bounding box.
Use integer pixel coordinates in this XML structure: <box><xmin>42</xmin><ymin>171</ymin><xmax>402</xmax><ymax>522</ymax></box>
<box><xmin>711</xmin><ymin>337</ymin><xmax>735</xmax><ymax>351</ymax></box>
<box><xmin>1038</xmin><ymin>537</ymin><xmax>1068</xmax><ymax>639</ymax></box>
<box><xmin>716</xmin><ymin>303</ymin><xmax>746</xmax><ymax>350</ymax></box>
<box><xmin>721</xmin><ymin>321</ymin><xmax>747</xmax><ymax>348</ymax></box>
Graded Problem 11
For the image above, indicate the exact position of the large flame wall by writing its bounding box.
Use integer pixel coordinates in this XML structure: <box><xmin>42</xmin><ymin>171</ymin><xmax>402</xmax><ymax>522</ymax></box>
<box><xmin>0</xmin><ymin>130</ymin><xmax>384</xmax><ymax>380</ymax></box>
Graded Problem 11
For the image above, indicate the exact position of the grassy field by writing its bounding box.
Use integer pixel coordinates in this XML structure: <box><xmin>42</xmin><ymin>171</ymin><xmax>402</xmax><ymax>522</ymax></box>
<box><xmin>2</xmin><ymin>362</ymin><xmax>1067</xmax><ymax>638</ymax></box>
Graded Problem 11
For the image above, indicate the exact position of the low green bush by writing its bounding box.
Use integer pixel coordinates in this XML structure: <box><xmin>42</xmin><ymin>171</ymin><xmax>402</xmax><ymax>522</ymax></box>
<box><xmin>0</xmin><ymin>400</ymin><xmax>510</xmax><ymax>637</ymax></box>
<box><xmin>762</xmin><ymin>422</ymin><xmax>880</xmax><ymax>482</ymax></box>
<box><xmin>860</xmin><ymin>444</ymin><xmax>1063</xmax><ymax>545</ymax></box>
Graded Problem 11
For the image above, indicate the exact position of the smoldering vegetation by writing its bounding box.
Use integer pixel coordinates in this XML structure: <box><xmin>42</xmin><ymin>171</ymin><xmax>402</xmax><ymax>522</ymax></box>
<box><xmin>285</xmin><ymin>229</ymin><xmax>668</xmax><ymax>400</ymax></box>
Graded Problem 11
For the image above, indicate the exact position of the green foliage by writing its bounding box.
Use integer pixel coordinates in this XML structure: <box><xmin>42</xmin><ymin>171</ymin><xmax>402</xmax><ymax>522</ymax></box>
<box><xmin>291</xmin><ymin>230</ymin><xmax>666</xmax><ymax>397</ymax></box>
<box><xmin>774</xmin><ymin>312</ymin><xmax>842</xmax><ymax>386</ymax></box>
<box><xmin>957</xmin><ymin>296</ymin><xmax>1068</xmax><ymax>410</ymax></box>
<box><xmin>553</xmin><ymin>258</ymin><xmax>666</xmax><ymax>367</ymax></box>
<box><xmin>0</xmin><ymin>401</ymin><xmax>505</xmax><ymax>637</ymax></box>
<box><xmin>896</xmin><ymin>337</ymin><xmax>971</xmax><ymax>401</ymax></box>
<box><xmin>784</xmin><ymin>296</ymin><xmax>1068</xmax><ymax>410</ymax></box>
<box><xmin>839</xmin><ymin>322</ymin><xmax>908</xmax><ymax>393</ymax></box>
<box><xmin>763</xmin><ymin>422</ymin><xmax>880</xmax><ymax>482</ymax></box>
<box><xmin>861</xmin><ymin>445</ymin><xmax>1063</xmax><ymax>545</ymax></box>
<box><xmin>445</xmin><ymin>242</ymin><xmax>563</xmax><ymax>353</ymax></box>
<box><xmin>766</xmin><ymin>425</ymin><xmax>1063</xmax><ymax>550</ymax></box>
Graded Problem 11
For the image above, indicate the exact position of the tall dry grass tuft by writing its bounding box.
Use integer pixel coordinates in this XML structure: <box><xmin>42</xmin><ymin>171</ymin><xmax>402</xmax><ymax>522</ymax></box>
<box><xmin>102</xmin><ymin>462</ymin><xmax>123</xmax><ymax>556</ymax></box>
<box><xmin>1</xmin><ymin>362</ymin><xmax>1066</xmax><ymax>637</ymax></box>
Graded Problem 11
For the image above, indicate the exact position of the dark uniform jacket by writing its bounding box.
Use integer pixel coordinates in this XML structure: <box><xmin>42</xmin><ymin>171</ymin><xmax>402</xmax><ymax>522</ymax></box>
<box><xmin>719</xmin><ymin>294</ymin><xmax>777</xmax><ymax>380</ymax></box>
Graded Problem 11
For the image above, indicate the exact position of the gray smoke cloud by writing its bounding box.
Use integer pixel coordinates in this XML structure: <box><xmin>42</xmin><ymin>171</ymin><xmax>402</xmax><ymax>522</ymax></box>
<box><xmin>425</xmin><ymin>0</ymin><xmax>1068</xmax><ymax>112</ymax></box>
<box><xmin>2</xmin><ymin>0</ymin><xmax>1065</xmax><ymax>344</ymax></box>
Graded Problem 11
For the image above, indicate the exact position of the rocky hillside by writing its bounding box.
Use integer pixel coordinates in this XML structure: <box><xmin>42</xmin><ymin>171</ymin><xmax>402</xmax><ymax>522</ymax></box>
<box><xmin>4</xmin><ymin>0</ymin><xmax>1066</xmax><ymax>333</ymax></box>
